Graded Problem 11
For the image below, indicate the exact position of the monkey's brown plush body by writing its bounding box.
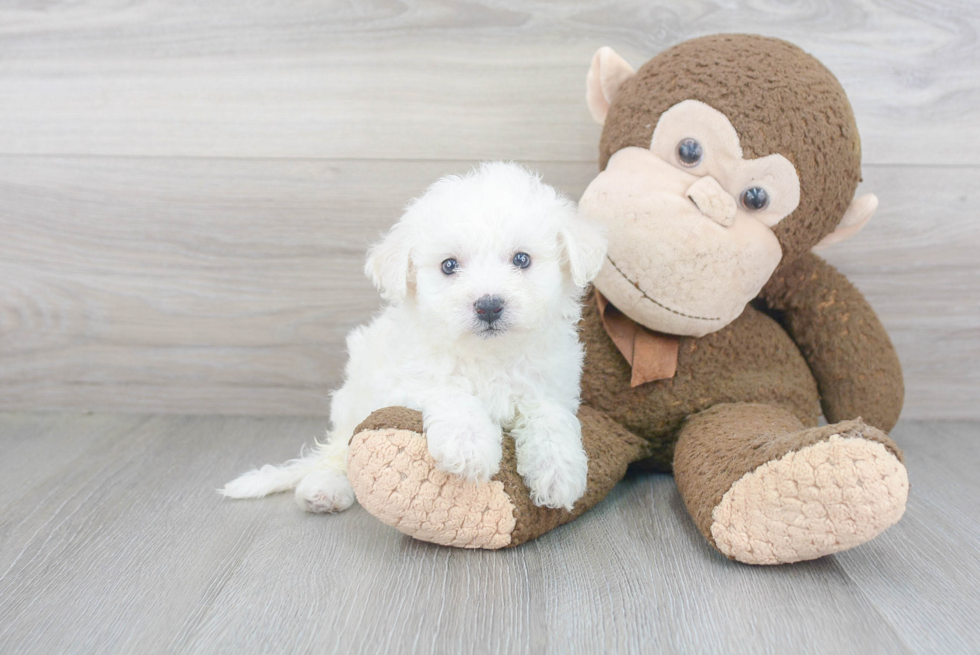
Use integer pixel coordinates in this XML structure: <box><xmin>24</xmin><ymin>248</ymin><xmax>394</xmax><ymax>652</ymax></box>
<box><xmin>345</xmin><ymin>35</ymin><xmax>909</xmax><ymax>564</ymax></box>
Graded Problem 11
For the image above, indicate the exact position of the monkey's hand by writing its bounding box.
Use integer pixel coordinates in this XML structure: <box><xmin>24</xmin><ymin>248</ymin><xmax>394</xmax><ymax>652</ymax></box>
<box><xmin>760</xmin><ymin>252</ymin><xmax>904</xmax><ymax>432</ymax></box>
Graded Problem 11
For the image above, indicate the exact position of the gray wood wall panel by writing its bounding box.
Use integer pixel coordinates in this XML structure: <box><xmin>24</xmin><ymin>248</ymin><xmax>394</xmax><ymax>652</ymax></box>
<box><xmin>0</xmin><ymin>1</ymin><xmax>977</xmax><ymax>165</ymax></box>
<box><xmin>1</xmin><ymin>0</ymin><xmax>978</xmax><ymax>417</ymax></box>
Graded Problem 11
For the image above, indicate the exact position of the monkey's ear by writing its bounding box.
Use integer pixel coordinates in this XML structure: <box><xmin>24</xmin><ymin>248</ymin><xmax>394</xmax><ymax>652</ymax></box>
<box><xmin>364</xmin><ymin>220</ymin><xmax>414</xmax><ymax>302</ymax></box>
<box><xmin>813</xmin><ymin>194</ymin><xmax>878</xmax><ymax>250</ymax></box>
<box><xmin>560</xmin><ymin>210</ymin><xmax>608</xmax><ymax>288</ymax></box>
<box><xmin>586</xmin><ymin>47</ymin><xmax>636</xmax><ymax>125</ymax></box>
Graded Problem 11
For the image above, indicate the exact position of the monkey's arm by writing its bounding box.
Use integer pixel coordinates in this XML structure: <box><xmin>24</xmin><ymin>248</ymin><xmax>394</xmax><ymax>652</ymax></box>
<box><xmin>760</xmin><ymin>252</ymin><xmax>904</xmax><ymax>432</ymax></box>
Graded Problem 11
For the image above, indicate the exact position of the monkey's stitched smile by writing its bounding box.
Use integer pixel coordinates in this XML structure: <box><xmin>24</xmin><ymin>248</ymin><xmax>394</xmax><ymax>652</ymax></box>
<box><xmin>604</xmin><ymin>256</ymin><xmax>721</xmax><ymax>322</ymax></box>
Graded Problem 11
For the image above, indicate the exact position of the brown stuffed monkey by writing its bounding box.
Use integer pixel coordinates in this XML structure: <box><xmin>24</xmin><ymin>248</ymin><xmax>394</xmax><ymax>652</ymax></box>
<box><xmin>345</xmin><ymin>34</ymin><xmax>909</xmax><ymax>565</ymax></box>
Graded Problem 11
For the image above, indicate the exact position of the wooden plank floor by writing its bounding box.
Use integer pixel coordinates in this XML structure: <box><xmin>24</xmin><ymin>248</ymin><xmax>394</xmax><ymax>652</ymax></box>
<box><xmin>0</xmin><ymin>414</ymin><xmax>976</xmax><ymax>654</ymax></box>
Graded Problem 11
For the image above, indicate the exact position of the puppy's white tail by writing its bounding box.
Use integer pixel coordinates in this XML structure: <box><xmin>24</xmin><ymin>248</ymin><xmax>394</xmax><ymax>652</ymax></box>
<box><xmin>220</xmin><ymin>460</ymin><xmax>314</xmax><ymax>498</ymax></box>
<box><xmin>220</xmin><ymin>438</ymin><xmax>348</xmax><ymax>499</ymax></box>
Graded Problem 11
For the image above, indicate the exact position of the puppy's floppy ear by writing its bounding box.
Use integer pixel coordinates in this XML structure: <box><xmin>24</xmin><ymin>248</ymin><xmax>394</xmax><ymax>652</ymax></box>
<box><xmin>364</xmin><ymin>220</ymin><xmax>414</xmax><ymax>303</ymax></box>
<box><xmin>559</xmin><ymin>209</ymin><xmax>607</xmax><ymax>288</ymax></box>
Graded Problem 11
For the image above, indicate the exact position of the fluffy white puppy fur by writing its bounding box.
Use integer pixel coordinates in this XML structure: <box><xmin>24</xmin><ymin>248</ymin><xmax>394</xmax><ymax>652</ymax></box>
<box><xmin>222</xmin><ymin>162</ymin><xmax>607</xmax><ymax>512</ymax></box>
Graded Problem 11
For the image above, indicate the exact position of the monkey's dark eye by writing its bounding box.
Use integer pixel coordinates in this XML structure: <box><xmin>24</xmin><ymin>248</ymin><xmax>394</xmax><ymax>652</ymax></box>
<box><xmin>512</xmin><ymin>252</ymin><xmax>531</xmax><ymax>269</ymax></box>
<box><xmin>740</xmin><ymin>187</ymin><xmax>770</xmax><ymax>211</ymax></box>
<box><xmin>441</xmin><ymin>258</ymin><xmax>458</xmax><ymax>275</ymax></box>
<box><xmin>676</xmin><ymin>138</ymin><xmax>703</xmax><ymax>167</ymax></box>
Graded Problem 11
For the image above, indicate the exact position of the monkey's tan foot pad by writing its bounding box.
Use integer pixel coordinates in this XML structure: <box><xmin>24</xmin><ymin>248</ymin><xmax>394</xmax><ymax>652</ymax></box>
<box><xmin>347</xmin><ymin>414</ymin><xmax>516</xmax><ymax>549</ymax></box>
<box><xmin>711</xmin><ymin>433</ymin><xmax>909</xmax><ymax>565</ymax></box>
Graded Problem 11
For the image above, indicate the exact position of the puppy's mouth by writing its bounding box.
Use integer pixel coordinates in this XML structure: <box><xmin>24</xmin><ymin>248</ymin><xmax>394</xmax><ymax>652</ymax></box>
<box><xmin>474</xmin><ymin>323</ymin><xmax>507</xmax><ymax>339</ymax></box>
<box><xmin>473</xmin><ymin>321</ymin><xmax>507</xmax><ymax>339</ymax></box>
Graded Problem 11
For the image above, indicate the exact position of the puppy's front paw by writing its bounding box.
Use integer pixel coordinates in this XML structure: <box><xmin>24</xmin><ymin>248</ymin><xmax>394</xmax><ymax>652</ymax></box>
<box><xmin>295</xmin><ymin>470</ymin><xmax>356</xmax><ymax>513</ymax></box>
<box><xmin>425</xmin><ymin>413</ymin><xmax>503</xmax><ymax>482</ymax></box>
<box><xmin>520</xmin><ymin>442</ymin><xmax>588</xmax><ymax>511</ymax></box>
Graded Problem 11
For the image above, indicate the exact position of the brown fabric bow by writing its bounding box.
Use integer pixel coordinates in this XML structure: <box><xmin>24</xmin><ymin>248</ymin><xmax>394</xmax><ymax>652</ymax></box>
<box><xmin>594</xmin><ymin>291</ymin><xmax>680</xmax><ymax>387</ymax></box>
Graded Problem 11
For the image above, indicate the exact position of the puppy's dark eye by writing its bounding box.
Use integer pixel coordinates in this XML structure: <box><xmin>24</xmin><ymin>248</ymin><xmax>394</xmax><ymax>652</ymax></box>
<box><xmin>512</xmin><ymin>252</ymin><xmax>531</xmax><ymax>269</ymax></box>
<box><xmin>677</xmin><ymin>138</ymin><xmax>703</xmax><ymax>167</ymax></box>
<box><xmin>740</xmin><ymin>187</ymin><xmax>770</xmax><ymax>211</ymax></box>
<box><xmin>441</xmin><ymin>258</ymin><xmax>458</xmax><ymax>275</ymax></box>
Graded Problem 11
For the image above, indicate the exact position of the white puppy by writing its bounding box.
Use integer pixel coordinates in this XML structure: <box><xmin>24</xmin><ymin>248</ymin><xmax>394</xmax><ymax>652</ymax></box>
<box><xmin>222</xmin><ymin>162</ymin><xmax>606</xmax><ymax>512</ymax></box>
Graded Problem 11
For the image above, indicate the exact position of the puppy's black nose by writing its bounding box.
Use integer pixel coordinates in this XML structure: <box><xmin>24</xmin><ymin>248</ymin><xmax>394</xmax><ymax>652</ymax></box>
<box><xmin>474</xmin><ymin>295</ymin><xmax>505</xmax><ymax>323</ymax></box>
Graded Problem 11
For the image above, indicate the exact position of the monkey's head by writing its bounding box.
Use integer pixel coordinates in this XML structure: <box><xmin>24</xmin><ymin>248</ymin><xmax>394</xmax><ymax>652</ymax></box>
<box><xmin>580</xmin><ymin>34</ymin><xmax>877</xmax><ymax>337</ymax></box>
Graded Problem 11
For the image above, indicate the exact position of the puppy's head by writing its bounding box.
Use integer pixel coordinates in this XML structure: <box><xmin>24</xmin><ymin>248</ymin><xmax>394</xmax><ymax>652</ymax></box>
<box><xmin>365</xmin><ymin>162</ymin><xmax>606</xmax><ymax>340</ymax></box>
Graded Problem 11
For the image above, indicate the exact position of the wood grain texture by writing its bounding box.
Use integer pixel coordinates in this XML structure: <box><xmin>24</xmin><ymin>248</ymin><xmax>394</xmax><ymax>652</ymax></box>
<box><xmin>835</xmin><ymin>421</ymin><xmax>980</xmax><ymax>653</ymax></box>
<box><xmin>1</xmin><ymin>0</ymin><xmax>978</xmax><ymax>416</ymax></box>
<box><xmin>2</xmin><ymin>157</ymin><xmax>977</xmax><ymax>418</ymax></box>
<box><xmin>0</xmin><ymin>1</ymin><xmax>978</xmax><ymax>165</ymax></box>
<box><xmin>1</xmin><ymin>413</ymin><xmax>977</xmax><ymax>653</ymax></box>
<box><xmin>821</xmin><ymin>165</ymin><xmax>980</xmax><ymax>420</ymax></box>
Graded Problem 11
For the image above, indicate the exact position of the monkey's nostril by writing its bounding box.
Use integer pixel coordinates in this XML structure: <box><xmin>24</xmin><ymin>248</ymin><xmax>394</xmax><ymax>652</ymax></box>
<box><xmin>686</xmin><ymin>175</ymin><xmax>736</xmax><ymax>227</ymax></box>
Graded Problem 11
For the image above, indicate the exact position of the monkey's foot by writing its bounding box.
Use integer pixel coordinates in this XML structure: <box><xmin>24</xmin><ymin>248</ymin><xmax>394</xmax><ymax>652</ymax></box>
<box><xmin>347</xmin><ymin>406</ymin><xmax>647</xmax><ymax>549</ymax></box>
<box><xmin>347</xmin><ymin>408</ymin><xmax>516</xmax><ymax>549</ymax></box>
<box><xmin>710</xmin><ymin>426</ymin><xmax>909</xmax><ymax>565</ymax></box>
